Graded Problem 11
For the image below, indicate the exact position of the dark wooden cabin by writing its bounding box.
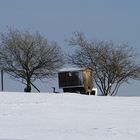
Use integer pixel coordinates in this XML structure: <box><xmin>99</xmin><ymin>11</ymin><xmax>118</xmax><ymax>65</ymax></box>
<box><xmin>58</xmin><ymin>68</ymin><xmax>93</xmax><ymax>94</ymax></box>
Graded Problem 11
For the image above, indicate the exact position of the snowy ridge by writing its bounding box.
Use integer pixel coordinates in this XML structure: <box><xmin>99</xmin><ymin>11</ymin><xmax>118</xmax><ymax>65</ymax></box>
<box><xmin>0</xmin><ymin>92</ymin><xmax>140</xmax><ymax>140</ymax></box>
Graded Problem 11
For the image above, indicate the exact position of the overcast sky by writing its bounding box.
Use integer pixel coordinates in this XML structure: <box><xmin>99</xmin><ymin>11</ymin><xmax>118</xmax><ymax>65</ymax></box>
<box><xmin>0</xmin><ymin>0</ymin><xmax>140</xmax><ymax>95</ymax></box>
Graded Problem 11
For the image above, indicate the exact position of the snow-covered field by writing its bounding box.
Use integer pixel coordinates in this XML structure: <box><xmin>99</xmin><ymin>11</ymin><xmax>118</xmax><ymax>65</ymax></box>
<box><xmin>0</xmin><ymin>92</ymin><xmax>140</xmax><ymax>140</ymax></box>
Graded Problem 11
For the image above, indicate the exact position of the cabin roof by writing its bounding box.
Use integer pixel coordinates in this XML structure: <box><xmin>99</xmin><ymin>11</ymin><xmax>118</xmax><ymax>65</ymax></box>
<box><xmin>59</xmin><ymin>67</ymin><xmax>85</xmax><ymax>72</ymax></box>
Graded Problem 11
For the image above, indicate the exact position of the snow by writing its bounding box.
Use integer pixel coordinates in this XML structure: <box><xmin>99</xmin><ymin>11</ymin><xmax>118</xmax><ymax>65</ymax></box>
<box><xmin>0</xmin><ymin>92</ymin><xmax>140</xmax><ymax>140</ymax></box>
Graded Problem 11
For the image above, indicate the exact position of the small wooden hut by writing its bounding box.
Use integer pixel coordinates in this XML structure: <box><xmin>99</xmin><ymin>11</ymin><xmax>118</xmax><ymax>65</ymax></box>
<box><xmin>58</xmin><ymin>68</ymin><xmax>94</xmax><ymax>94</ymax></box>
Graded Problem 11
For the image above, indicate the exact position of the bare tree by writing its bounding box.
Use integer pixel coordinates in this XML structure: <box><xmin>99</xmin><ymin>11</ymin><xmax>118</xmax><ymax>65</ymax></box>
<box><xmin>67</xmin><ymin>32</ymin><xmax>140</xmax><ymax>96</ymax></box>
<box><xmin>0</xmin><ymin>28</ymin><xmax>64</xmax><ymax>92</ymax></box>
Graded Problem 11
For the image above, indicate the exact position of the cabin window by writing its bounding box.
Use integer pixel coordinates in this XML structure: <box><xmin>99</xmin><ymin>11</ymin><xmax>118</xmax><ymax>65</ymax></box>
<box><xmin>58</xmin><ymin>71</ymin><xmax>84</xmax><ymax>88</ymax></box>
<box><xmin>68</xmin><ymin>72</ymin><xmax>72</xmax><ymax>76</ymax></box>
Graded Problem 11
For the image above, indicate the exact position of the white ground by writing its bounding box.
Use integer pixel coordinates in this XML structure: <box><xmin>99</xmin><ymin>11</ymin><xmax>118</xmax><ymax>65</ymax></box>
<box><xmin>0</xmin><ymin>92</ymin><xmax>140</xmax><ymax>140</ymax></box>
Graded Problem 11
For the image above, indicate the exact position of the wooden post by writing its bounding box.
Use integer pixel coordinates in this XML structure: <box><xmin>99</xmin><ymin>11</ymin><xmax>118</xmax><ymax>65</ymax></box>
<box><xmin>1</xmin><ymin>69</ymin><xmax>3</xmax><ymax>91</ymax></box>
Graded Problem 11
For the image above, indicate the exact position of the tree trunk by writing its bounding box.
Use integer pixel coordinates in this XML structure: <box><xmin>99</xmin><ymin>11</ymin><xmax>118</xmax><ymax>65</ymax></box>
<box><xmin>24</xmin><ymin>78</ymin><xmax>31</xmax><ymax>92</ymax></box>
